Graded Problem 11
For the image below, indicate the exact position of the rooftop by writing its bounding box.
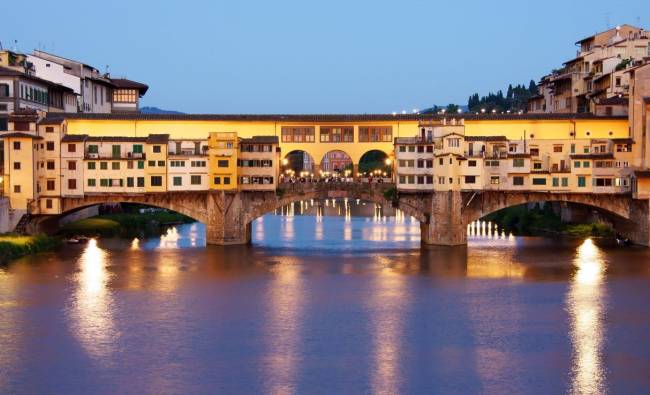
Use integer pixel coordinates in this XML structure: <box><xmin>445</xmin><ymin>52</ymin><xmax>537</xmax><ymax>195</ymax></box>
<box><xmin>43</xmin><ymin>112</ymin><xmax>629</xmax><ymax>123</ymax></box>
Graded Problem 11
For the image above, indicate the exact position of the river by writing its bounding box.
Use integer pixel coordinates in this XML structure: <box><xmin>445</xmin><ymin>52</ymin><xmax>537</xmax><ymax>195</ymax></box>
<box><xmin>1</xmin><ymin>200</ymin><xmax>650</xmax><ymax>394</ymax></box>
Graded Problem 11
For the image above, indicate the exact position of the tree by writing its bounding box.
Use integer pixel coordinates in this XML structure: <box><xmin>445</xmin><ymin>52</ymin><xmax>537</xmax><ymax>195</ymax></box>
<box><xmin>445</xmin><ymin>103</ymin><xmax>460</xmax><ymax>113</ymax></box>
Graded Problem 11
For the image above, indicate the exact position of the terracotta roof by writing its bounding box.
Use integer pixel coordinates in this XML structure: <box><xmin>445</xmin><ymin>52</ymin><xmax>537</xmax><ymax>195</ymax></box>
<box><xmin>146</xmin><ymin>134</ymin><xmax>169</xmax><ymax>143</ymax></box>
<box><xmin>85</xmin><ymin>136</ymin><xmax>148</xmax><ymax>143</ymax></box>
<box><xmin>39</xmin><ymin>117</ymin><xmax>65</xmax><ymax>125</ymax></box>
<box><xmin>610</xmin><ymin>138</ymin><xmax>634</xmax><ymax>144</ymax></box>
<box><xmin>47</xmin><ymin>112</ymin><xmax>629</xmax><ymax>122</ymax></box>
<box><xmin>597</xmin><ymin>96</ymin><xmax>627</xmax><ymax>106</ymax></box>
<box><xmin>61</xmin><ymin>134</ymin><xmax>88</xmax><ymax>142</ymax></box>
<box><xmin>464</xmin><ymin>135</ymin><xmax>508</xmax><ymax>142</ymax></box>
<box><xmin>240</xmin><ymin>136</ymin><xmax>279</xmax><ymax>144</ymax></box>
<box><xmin>0</xmin><ymin>132</ymin><xmax>43</xmax><ymax>139</ymax></box>
<box><xmin>110</xmin><ymin>78</ymin><xmax>149</xmax><ymax>96</ymax></box>
<box><xmin>570</xmin><ymin>153</ymin><xmax>615</xmax><ymax>159</ymax></box>
<box><xmin>508</xmin><ymin>153</ymin><xmax>531</xmax><ymax>159</ymax></box>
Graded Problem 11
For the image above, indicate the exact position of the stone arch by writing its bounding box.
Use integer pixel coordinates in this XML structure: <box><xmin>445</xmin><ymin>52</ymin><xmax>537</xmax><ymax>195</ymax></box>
<box><xmin>357</xmin><ymin>149</ymin><xmax>393</xmax><ymax>177</ymax></box>
<box><xmin>319</xmin><ymin>149</ymin><xmax>353</xmax><ymax>175</ymax></box>
<box><xmin>282</xmin><ymin>150</ymin><xmax>316</xmax><ymax>176</ymax></box>
<box><xmin>242</xmin><ymin>183</ymin><xmax>427</xmax><ymax>226</ymax></box>
<box><xmin>59</xmin><ymin>192</ymin><xmax>209</xmax><ymax>224</ymax></box>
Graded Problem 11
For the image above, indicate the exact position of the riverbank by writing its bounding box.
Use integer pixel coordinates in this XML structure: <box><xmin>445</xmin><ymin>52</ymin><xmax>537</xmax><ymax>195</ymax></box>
<box><xmin>61</xmin><ymin>210</ymin><xmax>194</xmax><ymax>238</ymax></box>
<box><xmin>484</xmin><ymin>204</ymin><xmax>614</xmax><ymax>239</ymax></box>
<box><xmin>0</xmin><ymin>234</ymin><xmax>61</xmax><ymax>264</ymax></box>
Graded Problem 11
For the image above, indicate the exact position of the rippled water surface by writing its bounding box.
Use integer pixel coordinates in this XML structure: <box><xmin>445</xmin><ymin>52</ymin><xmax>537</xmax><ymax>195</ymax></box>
<box><xmin>1</xmin><ymin>201</ymin><xmax>650</xmax><ymax>394</ymax></box>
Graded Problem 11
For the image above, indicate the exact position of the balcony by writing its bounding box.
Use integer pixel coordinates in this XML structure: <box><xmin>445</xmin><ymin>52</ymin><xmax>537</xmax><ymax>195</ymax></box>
<box><xmin>169</xmin><ymin>149</ymin><xmax>207</xmax><ymax>156</ymax></box>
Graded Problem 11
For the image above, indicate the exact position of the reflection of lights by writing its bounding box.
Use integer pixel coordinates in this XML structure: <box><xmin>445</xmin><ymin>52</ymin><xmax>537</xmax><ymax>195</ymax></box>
<box><xmin>567</xmin><ymin>238</ymin><xmax>607</xmax><ymax>395</ymax></box>
<box><xmin>369</xmin><ymin>260</ymin><xmax>409</xmax><ymax>394</ymax></box>
<box><xmin>130</xmin><ymin>237</ymin><xmax>139</xmax><ymax>250</ymax></box>
<box><xmin>69</xmin><ymin>238</ymin><xmax>117</xmax><ymax>360</ymax></box>
<box><xmin>262</xmin><ymin>261</ymin><xmax>305</xmax><ymax>394</ymax></box>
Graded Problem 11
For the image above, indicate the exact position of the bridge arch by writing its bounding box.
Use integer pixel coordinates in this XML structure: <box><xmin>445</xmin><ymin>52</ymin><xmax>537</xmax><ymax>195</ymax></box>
<box><xmin>282</xmin><ymin>150</ymin><xmax>316</xmax><ymax>176</ymax></box>
<box><xmin>357</xmin><ymin>149</ymin><xmax>392</xmax><ymax>177</ymax></box>
<box><xmin>319</xmin><ymin>150</ymin><xmax>353</xmax><ymax>175</ymax></box>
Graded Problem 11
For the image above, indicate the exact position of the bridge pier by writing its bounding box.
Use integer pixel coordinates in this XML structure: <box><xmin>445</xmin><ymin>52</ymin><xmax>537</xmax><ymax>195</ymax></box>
<box><xmin>421</xmin><ymin>191</ymin><xmax>467</xmax><ymax>246</ymax></box>
<box><xmin>205</xmin><ymin>191</ymin><xmax>252</xmax><ymax>245</ymax></box>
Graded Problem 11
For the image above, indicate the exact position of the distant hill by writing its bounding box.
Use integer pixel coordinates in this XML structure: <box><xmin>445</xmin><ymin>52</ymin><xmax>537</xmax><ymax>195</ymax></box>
<box><xmin>140</xmin><ymin>106</ymin><xmax>184</xmax><ymax>115</ymax></box>
<box><xmin>420</xmin><ymin>104</ymin><xmax>468</xmax><ymax>114</ymax></box>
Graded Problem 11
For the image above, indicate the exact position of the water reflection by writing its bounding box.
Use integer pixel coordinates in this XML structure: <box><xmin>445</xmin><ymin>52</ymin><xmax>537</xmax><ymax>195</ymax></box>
<box><xmin>262</xmin><ymin>259</ymin><xmax>305</xmax><ymax>394</ymax></box>
<box><xmin>67</xmin><ymin>239</ymin><xmax>117</xmax><ymax>361</ymax></box>
<box><xmin>369</xmin><ymin>259</ymin><xmax>410</xmax><ymax>394</ymax></box>
<box><xmin>567</xmin><ymin>239</ymin><xmax>607</xmax><ymax>394</ymax></box>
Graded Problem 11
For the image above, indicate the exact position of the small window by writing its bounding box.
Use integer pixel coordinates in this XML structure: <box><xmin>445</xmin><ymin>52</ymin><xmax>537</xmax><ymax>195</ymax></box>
<box><xmin>87</xmin><ymin>179</ymin><xmax>96</xmax><ymax>187</ymax></box>
<box><xmin>464</xmin><ymin>176</ymin><xmax>476</xmax><ymax>184</ymax></box>
<box><xmin>490</xmin><ymin>176</ymin><xmax>500</xmax><ymax>185</ymax></box>
<box><xmin>150</xmin><ymin>176</ymin><xmax>163</xmax><ymax>187</ymax></box>
<box><xmin>46</xmin><ymin>199</ymin><xmax>53</xmax><ymax>209</ymax></box>
<box><xmin>138</xmin><ymin>161</ymin><xmax>145</xmax><ymax>169</ymax></box>
<box><xmin>68</xmin><ymin>143</ymin><xmax>76</xmax><ymax>152</ymax></box>
<box><xmin>512</xmin><ymin>176</ymin><xmax>525</xmax><ymax>186</ymax></box>
<box><xmin>218</xmin><ymin>160</ymin><xmax>229</xmax><ymax>168</ymax></box>
<box><xmin>468</xmin><ymin>160</ymin><xmax>477</xmax><ymax>167</ymax></box>
<box><xmin>191</xmin><ymin>175</ymin><xmax>201</xmax><ymax>185</ymax></box>
<box><xmin>153</xmin><ymin>145</ymin><xmax>161</xmax><ymax>153</ymax></box>
<box><xmin>148</xmin><ymin>160</ymin><xmax>156</xmax><ymax>167</ymax></box>
<box><xmin>46</xmin><ymin>126</ymin><xmax>54</xmax><ymax>133</ymax></box>
<box><xmin>68</xmin><ymin>179</ymin><xmax>77</xmax><ymax>190</ymax></box>
<box><xmin>532</xmin><ymin>178</ymin><xmax>546</xmax><ymax>186</ymax></box>
<box><xmin>87</xmin><ymin>162</ymin><xmax>96</xmax><ymax>170</ymax></box>
<box><xmin>214</xmin><ymin>177</ymin><xmax>221</xmax><ymax>185</ymax></box>
<box><xmin>173</xmin><ymin>176</ymin><xmax>182</xmax><ymax>186</ymax></box>
<box><xmin>46</xmin><ymin>180</ymin><xmax>55</xmax><ymax>190</ymax></box>
<box><xmin>68</xmin><ymin>161</ymin><xmax>76</xmax><ymax>170</ymax></box>
<box><xmin>47</xmin><ymin>161</ymin><xmax>55</xmax><ymax>170</ymax></box>
<box><xmin>574</xmin><ymin>161</ymin><xmax>581</xmax><ymax>168</ymax></box>
<box><xmin>13</xmin><ymin>141</ymin><xmax>21</xmax><ymax>150</ymax></box>
<box><xmin>112</xmin><ymin>162</ymin><xmax>120</xmax><ymax>170</ymax></box>
<box><xmin>157</xmin><ymin>161</ymin><xmax>165</xmax><ymax>167</ymax></box>
<box><xmin>137</xmin><ymin>177</ymin><xmax>145</xmax><ymax>187</ymax></box>
<box><xmin>578</xmin><ymin>176</ymin><xmax>586</xmax><ymax>187</ymax></box>
<box><xmin>46</xmin><ymin>142</ymin><xmax>55</xmax><ymax>151</ymax></box>
<box><xmin>100</xmin><ymin>162</ymin><xmax>108</xmax><ymax>170</ymax></box>
<box><xmin>224</xmin><ymin>177</ymin><xmax>231</xmax><ymax>185</ymax></box>
<box><xmin>513</xmin><ymin>158</ymin><xmax>525</xmax><ymax>167</ymax></box>
<box><xmin>13</xmin><ymin>162</ymin><xmax>21</xmax><ymax>170</ymax></box>
<box><xmin>14</xmin><ymin>185</ymin><xmax>21</xmax><ymax>193</ymax></box>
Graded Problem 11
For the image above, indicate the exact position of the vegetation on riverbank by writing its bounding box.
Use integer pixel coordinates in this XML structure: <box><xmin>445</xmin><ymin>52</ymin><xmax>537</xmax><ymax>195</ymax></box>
<box><xmin>60</xmin><ymin>209</ymin><xmax>194</xmax><ymax>238</ymax></box>
<box><xmin>0</xmin><ymin>234</ymin><xmax>61</xmax><ymax>264</ymax></box>
<box><xmin>484</xmin><ymin>203</ymin><xmax>614</xmax><ymax>238</ymax></box>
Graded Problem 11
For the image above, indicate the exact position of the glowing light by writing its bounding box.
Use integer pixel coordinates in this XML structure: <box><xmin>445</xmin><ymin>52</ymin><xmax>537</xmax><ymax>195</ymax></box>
<box><xmin>567</xmin><ymin>238</ymin><xmax>607</xmax><ymax>395</ymax></box>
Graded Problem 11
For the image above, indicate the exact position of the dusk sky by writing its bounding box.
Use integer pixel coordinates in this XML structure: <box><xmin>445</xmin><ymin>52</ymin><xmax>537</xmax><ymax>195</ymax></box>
<box><xmin>4</xmin><ymin>0</ymin><xmax>648</xmax><ymax>113</ymax></box>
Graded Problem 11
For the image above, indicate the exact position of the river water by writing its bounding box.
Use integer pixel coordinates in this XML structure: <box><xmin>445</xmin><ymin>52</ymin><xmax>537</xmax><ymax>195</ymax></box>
<box><xmin>1</xmin><ymin>200</ymin><xmax>650</xmax><ymax>394</ymax></box>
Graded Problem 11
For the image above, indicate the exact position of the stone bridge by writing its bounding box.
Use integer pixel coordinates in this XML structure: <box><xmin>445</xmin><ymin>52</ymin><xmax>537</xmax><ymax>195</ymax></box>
<box><xmin>48</xmin><ymin>184</ymin><xmax>650</xmax><ymax>246</ymax></box>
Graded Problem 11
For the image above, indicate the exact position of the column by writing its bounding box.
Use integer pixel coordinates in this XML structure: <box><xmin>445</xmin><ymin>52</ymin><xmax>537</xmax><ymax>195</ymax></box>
<box><xmin>352</xmin><ymin>163</ymin><xmax>359</xmax><ymax>178</ymax></box>
<box><xmin>205</xmin><ymin>191</ymin><xmax>251</xmax><ymax>245</ymax></box>
<box><xmin>421</xmin><ymin>190</ymin><xmax>467</xmax><ymax>246</ymax></box>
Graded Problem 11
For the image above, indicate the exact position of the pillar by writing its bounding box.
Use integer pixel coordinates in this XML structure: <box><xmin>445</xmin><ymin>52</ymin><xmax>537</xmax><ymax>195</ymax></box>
<box><xmin>421</xmin><ymin>190</ymin><xmax>467</xmax><ymax>246</ymax></box>
<box><xmin>205</xmin><ymin>191</ymin><xmax>251</xmax><ymax>245</ymax></box>
<box><xmin>313</xmin><ymin>164</ymin><xmax>321</xmax><ymax>177</ymax></box>
<box><xmin>617</xmin><ymin>198</ymin><xmax>650</xmax><ymax>246</ymax></box>
<box><xmin>352</xmin><ymin>163</ymin><xmax>359</xmax><ymax>178</ymax></box>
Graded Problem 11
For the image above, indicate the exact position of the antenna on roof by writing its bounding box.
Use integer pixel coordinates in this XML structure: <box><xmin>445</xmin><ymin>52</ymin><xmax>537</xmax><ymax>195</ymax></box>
<box><xmin>604</xmin><ymin>12</ymin><xmax>611</xmax><ymax>29</ymax></box>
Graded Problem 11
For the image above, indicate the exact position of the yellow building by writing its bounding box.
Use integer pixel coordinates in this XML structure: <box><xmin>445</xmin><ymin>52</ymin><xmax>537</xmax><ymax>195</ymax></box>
<box><xmin>208</xmin><ymin>132</ymin><xmax>238</xmax><ymax>190</ymax></box>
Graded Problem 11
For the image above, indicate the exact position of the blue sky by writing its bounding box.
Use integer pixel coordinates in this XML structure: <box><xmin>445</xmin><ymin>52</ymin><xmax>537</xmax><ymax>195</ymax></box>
<box><xmin>3</xmin><ymin>0</ymin><xmax>648</xmax><ymax>113</ymax></box>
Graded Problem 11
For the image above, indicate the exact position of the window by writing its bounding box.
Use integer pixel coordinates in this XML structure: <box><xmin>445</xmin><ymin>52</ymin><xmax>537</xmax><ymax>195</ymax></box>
<box><xmin>112</xmin><ymin>145</ymin><xmax>121</xmax><ymax>158</ymax></box>
<box><xmin>46</xmin><ymin>199</ymin><xmax>52</xmax><ymax>209</ymax></box>
<box><xmin>137</xmin><ymin>177</ymin><xmax>145</xmax><ymax>187</ymax></box>
<box><xmin>552</xmin><ymin>177</ymin><xmax>559</xmax><ymax>187</ymax></box>
<box><xmin>13</xmin><ymin>162</ymin><xmax>20</xmax><ymax>170</ymax></box>
<box><xmin>127</xmin><ymin>177</ymin><xmax>134</xmax><ymax>188</ymax></box>
<box><xmin>68</xmin><ymin>161</ymin><xmax>76</xmax><ymax>170</ymax></box>
<box><xmin>13</xmin><ymin>141</ymin><xmax>21</xmax><ymax>150</ymax></box>
<box><xmin>138</xmin><ymin>161</ymin><xmax>145</xmax><ymax>169</ymax></box>
<box><xmin>173</xmin><ymin>176</ymin><xmax>182</xmax><ymax>186</ymax></box>
<box><xmin>320</xmin><ymin>127</ymin><xmax>353</xmax><ymax>142</ymax></box>
<box><xmin>127</xmin><ymin>161</ymin><xmax>134</xmax><ymax>169</ymax></box>
<box><xmin>512</xmin><ymin>176</ymin><xmax>525</xmax><ymax>186</ymax></box>
<box><xmin>45</xmin><ymin>126</ymin><xmax>54</xmax><ymax>133</ymax></box>
<box><xmin>593</xmin><ymin>178</ymin><xmax>613</xmax><ymax>187</ymax></box>
<box><xmin>562</xmin><ymin>177</ymin><xmax>569</xmax><ymax>187</ymax></box>
<box><xmin>109</xmin><ymin>162</ymin><xmax>119</xmax><ymax>170</ymax></box>
<box><xmin>150</xmin><ymin>176</ymin><xmax>163</xmax><ymax>187</ymax></box>
<box><xmin>532</xmin><ymin>178</ymin><xmax>546</xmax><ymax>185</ymax></box>
<box><xmin>399</xmin><ymin>146</ymin><xmax>406</xmax><ymax>152</ymax></box>
<box><xmin>574</xmin><ymin>161</ymin><xmax>581</xmax><ymax>168</ymax></box>
<box><xmin>359</xmin><ymin>126</ymin><xmax>392</xmax><ymax>142</ymax></box>
<box><xmin>113</xmin><ymin>89</ymin><xmax>138</xmax><ymax>103</ymax></box>
<box><xmin>553</xmin><ymin>145</ymin><xmax>563</xmax><ymax>153</ymax></box>
<box><xmin>218</xmin><ymin>160</ymin><xmax>229</xmax><ymax>167</ymax></box>
<box><xmin>570</xmin><ymin>144</ymin><xmax>575</xmax><ymax>154</ymax></box>
<box><xmin>68</xmin><ymin>179</ymin><xmax>77</xmax><ymax>190</ymax></box>
<box><xmin>468</xmin><ymin>160</ymin><xmax>477</xmax><ymax>167</ymax></box>
<box><xmin>281</xmin><ymin>127</ymin><xmax>315</xmax><ymax>143</ymax></box>
<box><xmin>529</xmin><ymin>148</ymin><xmax>539</xmax><ymax>156</ymax></box>
<box><xmin>465</xmin><ymin>176</ymin><xmax>476</xmax><ymax>184</ymax></box>
<box><xmin>68</xmin><ymin>143</ymin><xmax>76</xmax><ymax>153</ymax></box>
<box><xmin>47</xmin><ymin>161</ymin><xmax>55</xmax><ymax>170</ymax></box>
<box><xmin>13</xmin><ymin>185</ymin><xmax>20</xmax><ymax>193</ymax></box>
<box><xmin>615</xmin><ymin>77</ymin><xmax>621</xmax><ymax>87</ymax></box>
<box><xmin>153</xmin><ymin>145</ymin><xmax>161</xmax><ymax>153</ymax></box>
<box><xmin>46</xmin><ymin>180</ymin><xmax>55</xmax><ymax>190</ymax></box>
<box><xmin>148</xmin><ymin>160</ymin><xmax>156</xmax><ymax>167</ymax></box>
<box><xmin>438</xmin><ymin>177</ymin><xmax>445</xmax><ymax>184</ymax></box>
<box><xmin>513</xmin><ymin>158</ymin><xmax>525</xmax><ymax>167</ymax></box>
<box><xmin>191</xmin><ymin>175</ymin><xmax>202</xmax><ymax>185</ymax></box>
<box><xmin>485</xmin><ymin>160</ymin><xmax>499</xmax><ymax>167</ymax></box>
<box><xmin>583</xmin><ymin>161</ymin><xmax>590</xmax><ymax>168</ymax></box>
<box><xmin>46</xmin><ymin>142</ymin><xmax>55</xmax><ymax>151</ymax></box>
<box><xmin>490</xmin><ymin>176</ymin><xmax>500</xmax><ymax>185</ymax></box>
<box><xmin>447</xmin><ymin>138</ymin><xmax>460</xmax><ymax>148</ymax></box>
<box><xmin>87</xmin><ymin>179</ymin><xmax>96</xmax><ymax>187</ymax></box>
<box><xmin>100</xmin><ymin>162</ymin><xmax>108</xmax><ymax>170</ymax></box>
<box><xmin>87</xmin><ymin>162</ymin><xmax>96</xmax><ymax>170</ymax></box>
<box><xmin>224</xmin><ymin>177</ymin><xmax>231</xmax><ymax>185</ymax></box>
<box><xmin>157</xmin><ymin>160</ymin><xmax>165</xmax><ymax>167</ymax></box>
<box><xmin>214</xmin><ymin>177</ymin><xmax>221</xmax><ymax>185</ymax></box>
<box><xmin>87</xmin><ymin>145</ymin><xmax>98</xmax><ymax>154</ymax></box>
<box><xmin>578</xmin><ymin>176</ymin><xmax>586</xmax><ymax>187</ymax></box>
<box><xmin>533</xmin><ymin>162</ymin><xmax>542</xmax><ymax>170</ymax></box>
